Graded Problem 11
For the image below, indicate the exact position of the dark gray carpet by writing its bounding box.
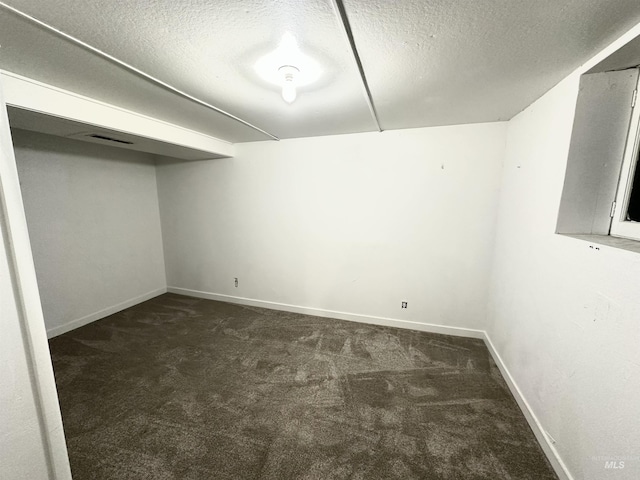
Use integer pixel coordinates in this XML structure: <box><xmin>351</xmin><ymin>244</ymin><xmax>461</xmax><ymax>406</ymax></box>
<box><xmin>49</xmin><ymin>293</ymin><xmax>557</xmax><ymax>479</ymax></box>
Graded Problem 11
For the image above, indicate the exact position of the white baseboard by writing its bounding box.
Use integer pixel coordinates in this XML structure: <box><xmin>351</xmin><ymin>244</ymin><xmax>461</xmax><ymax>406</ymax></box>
<box><xmin>166</xmin><ymin>287</ymin><xmax>485</xmax><ymax>339</ymax></box>
<box><xmin>483</xmin><ymin>332</ymin><xmax>573</xmax><ymax>480</ymax></box>
<box><xmin>46</xmin><ymin>287</ymin><xmax>167</xmax><ymax>338</ymax></box>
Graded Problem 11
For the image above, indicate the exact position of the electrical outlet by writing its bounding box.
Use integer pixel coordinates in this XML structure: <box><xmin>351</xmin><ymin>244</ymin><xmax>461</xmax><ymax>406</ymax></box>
<box><xmin>401</xmin><ymin>301</ymin><xmax>408</xmax><ymax>309</ymax></box>
<box><xmin>234</xmin><ymin>277</ymin><xmax>238</xmax><ymax>288</ymax></box>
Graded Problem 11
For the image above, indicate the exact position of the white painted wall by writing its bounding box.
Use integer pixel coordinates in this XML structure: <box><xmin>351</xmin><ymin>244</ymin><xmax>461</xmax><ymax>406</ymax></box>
<box><xmin>0</xmin><ymin>194</ymin><xmax>51</xmax><ymax>479</ymax></box>
<box><xmin>157</xmin><ymin>123</ymin><xmax>506</xmax><ymax>332</ymax></box>
<box><xmin>0</xmin><ymin>85</ymin><xmax>71</xmax><ymax>478</ymax></box>
<box><xmin>487</xmin><ymin>71</ymin><xmax>640</xmax><ymax>478</ymax></box>
<box><xmin>13</xmin><ymin>129</ymin><xmax>167</xmax><ymax>337</ymax></box>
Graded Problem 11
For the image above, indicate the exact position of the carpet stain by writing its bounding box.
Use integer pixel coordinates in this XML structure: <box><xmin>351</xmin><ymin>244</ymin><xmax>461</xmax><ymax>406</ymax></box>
<box><xmin>49</xmin><ymin>293</ymin><xmax>558</xmax><ymax>479</ymax></box>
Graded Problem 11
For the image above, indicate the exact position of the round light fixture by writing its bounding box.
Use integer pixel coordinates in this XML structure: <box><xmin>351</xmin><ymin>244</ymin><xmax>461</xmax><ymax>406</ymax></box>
<box><xmin>254</xmin><ymin>33</ymin><xmax>321</xmax><ymax>104</ymax></box>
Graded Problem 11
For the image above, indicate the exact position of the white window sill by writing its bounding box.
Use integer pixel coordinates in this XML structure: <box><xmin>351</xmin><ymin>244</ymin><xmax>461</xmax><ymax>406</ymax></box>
<box><xmin>561</xmin><ymin>234</ymin><xmax>640</xmax><ymax>254</ymax></box>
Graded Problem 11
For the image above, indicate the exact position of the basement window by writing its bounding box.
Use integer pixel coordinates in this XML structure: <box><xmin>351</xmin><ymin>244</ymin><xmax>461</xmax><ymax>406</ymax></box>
<box><xmin>610</xmin><ymin>90</ymin><xmax>640</xmax><ymax>241</ymax></box>
<box><xmin>556</xmin><ymin>66</ymin><xmax>640</xmax><ymax>245</ymax></box>
<box><xmin>626</xmin><ymin>157</ymin><xmax>640</xmax><ymax>221</ymax></box>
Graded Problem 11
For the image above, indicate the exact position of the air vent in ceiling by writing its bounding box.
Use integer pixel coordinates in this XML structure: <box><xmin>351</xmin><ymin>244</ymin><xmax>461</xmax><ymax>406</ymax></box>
<box><xmin>86</xmin><ymin>134</ymin><xmax>134</xmax><ymax>144</ymax></box>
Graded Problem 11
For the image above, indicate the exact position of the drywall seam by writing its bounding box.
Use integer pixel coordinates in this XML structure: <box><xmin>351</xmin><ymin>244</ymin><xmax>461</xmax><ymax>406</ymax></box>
<box><xmin>167</xmin><ymin>287</ymin><xmax>485</xmax><ymax>339</ymax></box>
<box><xmin>46</xmin><ymin>287</ymin><xmax>167</xmax><ymax>338</ymax></box>
<box><xmin>483</xmin><ymin>332</ymin><xmax>573</xmax><ymax>480</ymax></box>
<box><xmin>328</xmin><ymin>0</ymin><xmax>382</xmax><ymax>132</ymax></box>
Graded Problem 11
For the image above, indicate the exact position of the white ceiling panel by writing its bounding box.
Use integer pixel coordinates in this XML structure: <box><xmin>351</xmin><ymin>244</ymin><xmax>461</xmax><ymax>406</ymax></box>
<box><xmin>1</xmin><ymin>0</ymin><xmax>640</xmax><ymax>142</ymax></box>
<box><xmin>0</xmin><ymin>0</ymin><xmax>376</xmax><ymax>140</ymax></box>
<box><xmin>345</xmin><ymin>0</ymin><xmax>640</xmax><ymax>129</ymax></box>
<box><xmin>0</xmin><ymin>11</ymin><xmax>271</xmax><ymax>142</ymax></box>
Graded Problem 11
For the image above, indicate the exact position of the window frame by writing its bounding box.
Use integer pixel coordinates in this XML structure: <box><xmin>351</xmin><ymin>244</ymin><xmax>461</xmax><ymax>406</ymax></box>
<box><xmin>610</xmin><ymin>74</ymin><xmax>640</xmax><ymax>241</ymax></box>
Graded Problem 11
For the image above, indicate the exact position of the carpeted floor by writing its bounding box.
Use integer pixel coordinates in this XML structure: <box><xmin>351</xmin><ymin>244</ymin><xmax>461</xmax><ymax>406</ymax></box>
<box><xmin>49</xmin><ymin>293</ymin><xmax>557</xmax><ymax>479</ymax></box>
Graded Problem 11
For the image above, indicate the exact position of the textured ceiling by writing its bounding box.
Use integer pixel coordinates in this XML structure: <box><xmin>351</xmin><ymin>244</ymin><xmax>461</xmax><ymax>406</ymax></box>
<box><xmin>347</xmin><ymin>0</ymin><xmax>640</xmax><ymax>129</ymax></box>
<box><xmin>1</xmin><ymin>0</ymin><xmax>640</xmax><ymax>142</ymax></box>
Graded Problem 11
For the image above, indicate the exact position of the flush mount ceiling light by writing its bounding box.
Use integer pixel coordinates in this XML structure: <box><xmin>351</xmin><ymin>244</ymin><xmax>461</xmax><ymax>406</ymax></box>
<box><xmin>254</xmin><ymin>33</ymin><xmax>321</xmax><ymax>104</ymax></box>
